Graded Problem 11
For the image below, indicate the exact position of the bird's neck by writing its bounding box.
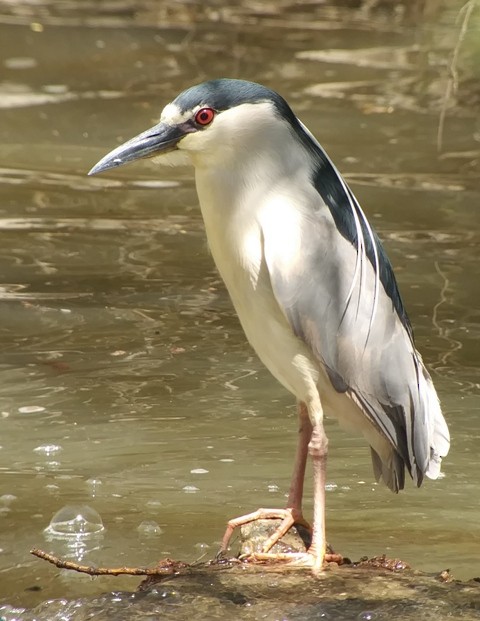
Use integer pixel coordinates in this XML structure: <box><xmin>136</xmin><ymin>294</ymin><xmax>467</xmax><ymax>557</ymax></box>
<box><xmin>193</xmin><ymin>140</ymin><xmax>313</xmax><ymax>292</ymax></box>
<box><xmin>193</xmin><ymin>135</ymin><xmax>310</xmax><ymax>222</ymax></box>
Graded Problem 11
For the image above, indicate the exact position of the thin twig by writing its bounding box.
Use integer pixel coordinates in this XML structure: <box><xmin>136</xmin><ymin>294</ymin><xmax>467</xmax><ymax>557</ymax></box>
<box><xmin>437</xmin><ymin>0</ymin><xmax>476</xmax><ymax>152</ymax></box>
<box><xmin>30</xmin><ymin>548</ymin><xmax>188</xmax><ymax>576</ymax></box>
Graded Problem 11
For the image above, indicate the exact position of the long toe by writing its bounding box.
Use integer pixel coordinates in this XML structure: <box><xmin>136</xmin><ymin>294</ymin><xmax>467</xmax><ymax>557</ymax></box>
<box><xmin>220</xmin><ymin>507</ymin><xmax>311</xmax><ymax>554</ymax></box>
<box><xmin>245</xmin><ymin>549</ymin><xmax>344</xmax><ymax>570</ymax></box>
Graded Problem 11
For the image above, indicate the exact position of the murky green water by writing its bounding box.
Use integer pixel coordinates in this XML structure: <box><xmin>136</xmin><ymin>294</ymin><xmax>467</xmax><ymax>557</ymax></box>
<box><xmin>0</xmin><ymin>0</ymin><xmax>479</xmax><ymax>615</ymax></box>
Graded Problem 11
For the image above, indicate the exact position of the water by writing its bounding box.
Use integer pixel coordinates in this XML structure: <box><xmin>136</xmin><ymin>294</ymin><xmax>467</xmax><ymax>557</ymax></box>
<box><xmin>0</xmin><ymin>0</ymin><xmax>479</xmax><ymax>613</ymax></box>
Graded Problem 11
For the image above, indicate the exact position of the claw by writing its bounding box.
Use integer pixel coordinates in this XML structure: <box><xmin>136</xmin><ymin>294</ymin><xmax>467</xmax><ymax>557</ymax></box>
<box><xmin>241</xmin><ymin>550</ymin><xmax>343</xmax><ymax>569</ymax></box>
<box><xmin>220</xmin><ymin>507</ymin><xmax>311</xmax><ymax>554</ymax></box>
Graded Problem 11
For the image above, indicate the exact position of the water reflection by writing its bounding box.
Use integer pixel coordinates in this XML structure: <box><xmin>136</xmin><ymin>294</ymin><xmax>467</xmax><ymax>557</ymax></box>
<box><xmin>0</xmin><ymin>0</ymin><xmax>478</xmax><ymax>615</ymax></box>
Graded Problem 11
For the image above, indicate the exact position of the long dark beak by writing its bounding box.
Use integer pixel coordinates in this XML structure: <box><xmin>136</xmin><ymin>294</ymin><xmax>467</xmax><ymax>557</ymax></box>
<box><xmin>88</xmin><ymin>121</ymin><xmax>193</xmax><ymax>176</ymax></box>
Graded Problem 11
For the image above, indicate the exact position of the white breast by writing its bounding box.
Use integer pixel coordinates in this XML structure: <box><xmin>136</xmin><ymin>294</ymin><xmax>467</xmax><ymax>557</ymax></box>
<box><xmin>194</xmin><ymin>165</ymin><xmax>322</xmax><ymax>401</ymax></box>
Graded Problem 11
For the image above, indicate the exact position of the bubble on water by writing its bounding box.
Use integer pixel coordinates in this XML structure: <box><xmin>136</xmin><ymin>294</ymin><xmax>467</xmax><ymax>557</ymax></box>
<box><xmin>44</xmin><ymin>461</ymin><xmax>61</xmax><ymax>471</ymax></box>
<box><xmin>267</xmin><ymin>484</ymin><xmax>279</xmax><ymax>493</ymax></box>
<box><xmin>325</xmin><ymin>483</ymin><xmax>338</xmax><ymax>492</ymax></box>
<box><xmin>137</xmin><ymin>520</ymin><xmax>163</xmax><ymax>536</ymax></box>
<box><xmin>357</xmin><ymin>612</ymin><xmax>376</xmax><ymax>620</ymax></box>
<box><xmin>194</xmin><ymin>542</ymin><xmax>210</xmax><ymax>551</ymax></box>
<box><xmin>190</xmin><ymin>468</ymin><xmax>209</xmax><ymax>474</ymax></box>
<box><xmin>146</xmin><ymin>499</ymin><xmax>162</xmax><ymax>510</ymax></box>
<box><xmin>4</xmin><ymin>56</ymin><xmax>38</xmax><ymax>69</ymax></box>
<box><xmin>44</xmin><ymin>505</ymin><xmax>104</xmax><ymax>540</ymax></box>
<box><xmin>0</xmin><ymin>494</ymin><xmax>17</xmax><ymax>506</ymax></box>
<box><xmin>43</xmin><ymin>84</ymin><xmax>68</xmax><ymax>94</ymax></box>
<box><xmin>182</xmin><ymin>485</ymin><xmax>199</xmax><ymax>493</ymax></box>
<box><xmin>86</xmin><ymin>478</ymin><xmax>103</xmax><ymax>497</ymax></box>
<box><xmin>219</xmin><ymin>458</ymin><xmax>234</xmax><ymax>463</ymax></box>
<box><xmin>33</xmin><ymin>444</ymin><xmax>63</xmax><ymax>456</ymax></box>
<box><xmin>18</xmin><ymin>405</ymin><xmax>45</xmax><ymax>414</ymax></box>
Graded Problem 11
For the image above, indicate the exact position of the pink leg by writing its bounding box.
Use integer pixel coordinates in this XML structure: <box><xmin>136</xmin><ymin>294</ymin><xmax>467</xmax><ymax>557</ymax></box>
<box><xmin>307</xmin><ymin>422</ymin><xmax>329</xmax><ymax>570</ymax></box>
<box><xmin>248</xmin><ymin>407</ymin><xmax>340</xmax><ymax>569</ymax></box>
<box><xmin>220</xmin><ymin>400</ymin><xmax>341</xmax><ymax>569</ymax></box>
<box><xmin>220</xmin><ymin>402</ymin><xmax>312</xmax><ymax>553</ymax></box>
<box><xmin>286</xmin><ymin>401</ymin><xmax>312</xmax><ymax>512</ymax></box>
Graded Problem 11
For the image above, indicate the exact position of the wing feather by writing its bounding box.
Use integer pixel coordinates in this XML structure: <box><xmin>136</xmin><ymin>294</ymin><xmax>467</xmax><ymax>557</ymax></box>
<box><xmin>261</xmin><ymin>120</ymin><xmax>449</xmax><ymax>490</ymax></box>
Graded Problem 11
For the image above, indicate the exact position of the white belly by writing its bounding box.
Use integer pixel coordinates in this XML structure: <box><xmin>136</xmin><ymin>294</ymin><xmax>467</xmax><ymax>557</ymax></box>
<box><xmin>194</xmin><ymin>169</ymin><xmax>399</xmax><ymax>464</ymax></box>
<box><xmin>196</xmin><ymin>172</ymin><xmax>324</xmax><ymax>402</ymax></box>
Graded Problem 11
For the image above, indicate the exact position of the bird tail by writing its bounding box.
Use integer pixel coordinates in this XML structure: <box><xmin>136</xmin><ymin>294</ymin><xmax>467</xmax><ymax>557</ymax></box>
<box><xmin>368</xmin><ymin>355</ymin><xmax>449</xmax><ymax>493</ymax></box>
<box><xmin>417</xmin><ymin>359</ymin><xmax>450</xmax><ymax>480</ymax></box>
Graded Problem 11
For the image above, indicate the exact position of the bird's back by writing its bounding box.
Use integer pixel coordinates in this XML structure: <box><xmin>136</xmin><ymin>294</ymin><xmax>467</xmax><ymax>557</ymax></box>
<box><xmin>191</xmin><ymin>90</ymin><xmax>449</xmax><ymax>491</ymax></box>
<box><xmin>261</xmin><ymin>117</ymin><xmax>450</xmax><ymax>491</ymax></box>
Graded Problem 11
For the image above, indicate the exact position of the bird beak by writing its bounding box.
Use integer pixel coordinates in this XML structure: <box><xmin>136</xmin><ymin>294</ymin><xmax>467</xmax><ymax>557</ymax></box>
<box><xmin>88</xmin><ymin>121</ymin><xmax>193</xmax><ymax>176</ymax></box>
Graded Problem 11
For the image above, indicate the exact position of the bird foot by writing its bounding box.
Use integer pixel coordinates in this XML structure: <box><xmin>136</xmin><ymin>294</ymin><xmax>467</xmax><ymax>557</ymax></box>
<box><xmin>243</xmin><ymin>550</ymin><xmax>344</xmax><ymax>571</ymax></box>
<box><xmin>220</xmin><ymin>507</ymin><xmax>311</xmax><ymax>555</ymax></box>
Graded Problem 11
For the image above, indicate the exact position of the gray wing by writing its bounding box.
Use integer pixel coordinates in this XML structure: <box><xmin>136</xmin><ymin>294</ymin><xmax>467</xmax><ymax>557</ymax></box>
<box><xmin>261</xmin><ymin>136</ymin><xmax>449</xmax><ymax>491</ymax></box>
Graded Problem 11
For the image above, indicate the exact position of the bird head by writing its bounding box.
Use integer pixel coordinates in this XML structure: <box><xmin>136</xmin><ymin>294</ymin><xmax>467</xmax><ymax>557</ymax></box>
<box><xmin>88</xmin><ymin>78</ymin><xmax>301</xmax><ymax>175</ymax></box>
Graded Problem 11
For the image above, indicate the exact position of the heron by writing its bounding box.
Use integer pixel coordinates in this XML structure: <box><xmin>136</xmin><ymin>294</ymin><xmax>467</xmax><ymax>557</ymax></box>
<box><xmin>89</xmin><ymin>78</ymin><xmax>450</xmax><ymax>570</ymax></box>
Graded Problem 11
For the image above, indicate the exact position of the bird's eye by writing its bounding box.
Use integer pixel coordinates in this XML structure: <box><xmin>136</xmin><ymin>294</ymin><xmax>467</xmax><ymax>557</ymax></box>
<box><xmin>195</xmin><ymin>107</ymin><xmax>215</xmax><ymax>126</ymax></box>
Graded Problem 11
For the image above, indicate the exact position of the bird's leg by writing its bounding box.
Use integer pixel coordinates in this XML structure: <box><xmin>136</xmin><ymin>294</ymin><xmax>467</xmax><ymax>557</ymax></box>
<box><xmin>306</xmin><ymin>413</ymin><xmax>329</xmax><ymax>570</ymax></box>
<box><xmin>286</xmin><ymin>401</ymin><xmax>312</xmax><ymax>512</ymax></box>
<box><xmin>246</xmin><ymin>401</ymin><xmax>342</xmax><ymax>569</ymax></box>
<box><xmin>219</xmin><ymin>401</ymin><xmax>312</xmax><ymax>555</ymax></box>
<box><xmin>288</xmin><ymin>401</ymin><xmax>343</xmax><ymax>569</ymax></box>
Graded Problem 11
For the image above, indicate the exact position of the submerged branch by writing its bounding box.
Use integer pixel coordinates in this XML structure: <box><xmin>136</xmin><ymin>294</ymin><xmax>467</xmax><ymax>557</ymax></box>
<box><xmin>30</xmin><ymin>548</ymin><xmax>189</xmax><ymax>577</ymax></box>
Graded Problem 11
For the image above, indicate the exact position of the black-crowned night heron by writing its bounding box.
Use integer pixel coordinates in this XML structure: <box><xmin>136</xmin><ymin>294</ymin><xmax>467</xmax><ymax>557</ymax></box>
<box><xmin>89</xmin><ymin>78</ymin><xmax>450</xmax><ymax>570</ymax></box>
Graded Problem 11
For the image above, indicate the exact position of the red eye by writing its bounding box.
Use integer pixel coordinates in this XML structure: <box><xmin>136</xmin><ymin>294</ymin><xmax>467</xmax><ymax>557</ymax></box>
<box><xmin>195</xmin><ymin>107</ymin><xmax>215</xmax><ymax>126</ymax></box>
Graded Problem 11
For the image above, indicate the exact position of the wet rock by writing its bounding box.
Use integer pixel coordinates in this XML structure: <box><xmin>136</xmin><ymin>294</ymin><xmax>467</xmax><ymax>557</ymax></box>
<box><xmin>238</xmin><ymin>518</ymin><xmax>312</xmax><ymax>555</ymax></box>
<box><xmin>16</xmin><ymin>520</ymin><xmax>480</xmax><ymax>621</ymax></box>
<box><xmin>6</xmin><ymin>558</ymin><xmax>480</xmax><ymax>621</ymax></box>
